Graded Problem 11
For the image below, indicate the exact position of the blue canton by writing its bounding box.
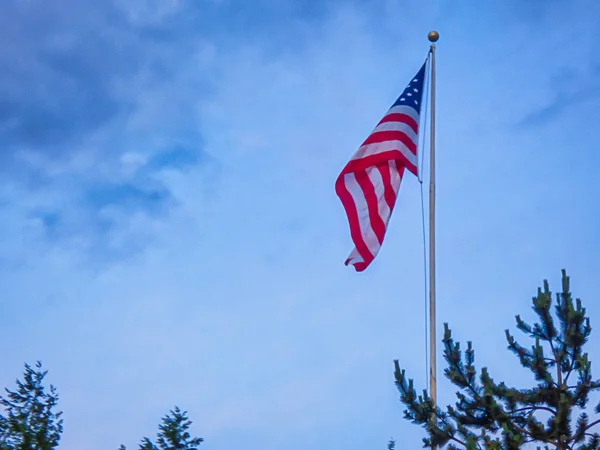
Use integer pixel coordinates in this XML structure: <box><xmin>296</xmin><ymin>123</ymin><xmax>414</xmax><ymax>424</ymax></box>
<box><xmin>391</xmin><ymin>60</ymin><xmax>427</xmax><ymax>114</ymax></box>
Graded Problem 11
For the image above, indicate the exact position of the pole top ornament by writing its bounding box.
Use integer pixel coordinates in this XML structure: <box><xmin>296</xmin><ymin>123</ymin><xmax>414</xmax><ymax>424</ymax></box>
<box><xmin>428</xmin><ymin>31</ymin><xmax>439</xmax><ymax>42</ymax></box>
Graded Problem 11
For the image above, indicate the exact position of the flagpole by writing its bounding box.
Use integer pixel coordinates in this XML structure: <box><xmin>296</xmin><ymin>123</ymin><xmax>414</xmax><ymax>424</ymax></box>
<box><xmin>427</xmin><ymin>30</ymin><xmax>439</xmax><ymax>444</ymax></box>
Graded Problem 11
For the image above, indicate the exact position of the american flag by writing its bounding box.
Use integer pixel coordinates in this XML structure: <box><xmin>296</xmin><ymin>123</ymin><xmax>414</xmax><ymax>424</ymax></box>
<box><xmin>335</xmin><ymin>60</ymin><xmax>427</xmax><ymax>272</ymax></box>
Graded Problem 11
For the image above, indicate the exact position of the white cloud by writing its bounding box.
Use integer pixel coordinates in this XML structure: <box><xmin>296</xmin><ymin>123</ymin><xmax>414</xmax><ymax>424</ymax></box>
<box><xmin>2</xmin><ymin>2</ymin><xmax>600</xmax><ymax>450</ymax></box>
<box><xmin>113</xmin><ymin>0</ymin><xmax>182</xmax><ymax>26</ymax></box>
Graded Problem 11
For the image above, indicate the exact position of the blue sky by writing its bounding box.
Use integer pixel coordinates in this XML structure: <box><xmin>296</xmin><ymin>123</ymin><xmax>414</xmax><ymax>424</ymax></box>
<box><xmin>1</xmin><ymin>0</ymin><xmax>600</xmax><ymax>448</ymax></box>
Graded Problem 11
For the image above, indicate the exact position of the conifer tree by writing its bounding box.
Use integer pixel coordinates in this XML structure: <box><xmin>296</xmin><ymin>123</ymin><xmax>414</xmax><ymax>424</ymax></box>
<box><xmin>0</xmin><ymin>361</ymin><xmax>63</xmax><ymax>450</ymax></box>
<box><xmin>135</xmin><ymin>406</ymin><xmax>203</xmax><ymax>450</ymax></box>
<box><xmin>394</xmin><ymin>270</ymin><xmax>600</xmax><ymax>450</ymax></box>
<box><xmin>138</xmin><ymin>437</ymin><xmax>157</xmax><ymax>450</ymax></box>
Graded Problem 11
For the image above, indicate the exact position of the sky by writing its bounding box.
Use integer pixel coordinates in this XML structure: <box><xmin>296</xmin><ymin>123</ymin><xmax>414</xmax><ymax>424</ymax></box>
<box><xmin>1</xmin><ymin>0</ymin><xmax>600</xmax><ymax>448</ymax></box>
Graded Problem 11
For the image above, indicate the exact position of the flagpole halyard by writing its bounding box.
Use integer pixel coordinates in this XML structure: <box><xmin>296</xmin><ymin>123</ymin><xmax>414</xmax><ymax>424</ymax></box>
<box><xmin>427</xmin><ymin>29</ymin><xmax>439</xmax><ymax>449</ymax></box>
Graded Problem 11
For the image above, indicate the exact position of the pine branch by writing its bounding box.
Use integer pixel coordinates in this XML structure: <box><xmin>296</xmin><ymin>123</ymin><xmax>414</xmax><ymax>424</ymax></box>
<box><xmin>584</xmin><ymin>419</ymin><xmax>600</xmax><ymax>433</ymax></box>
<box><xmin>395</xmin><ymin>270</ymin><xmax>600</xmax><ymax>450</ymax></box>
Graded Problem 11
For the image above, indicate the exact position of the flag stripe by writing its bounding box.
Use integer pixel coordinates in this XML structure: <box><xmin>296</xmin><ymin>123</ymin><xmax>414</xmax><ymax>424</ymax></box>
<box><xmin>377</xmin><ymin>114</ymin><xmax>419</xmax><ymax>133</ymax></box>
<box><xmin>361</xmin><ymin>130</ymin><xmax>417</xmax><ymax>152</ymax></box>
<box><xmin>335</xmin><ymin>59</ymin><xmax>427</xmax><ymax>272</ymax></box>
<box><xmin>357</xmin><ymin>169</ymin><xmax>386</xmax><ymax>245</ymax></box>
<box><xmin>370</xmin><ymin>120</ymin><xmax>418</xmax><ymax>140</ymax></box>
<box><xmin>345</xmin><ymin>172</ymin><xmax>380</xmax><ymax>253</ymax></box>
<box><xmin>389</xmin><ymin>161</ymin><xmax>404</xmax><ymax>207</ymax></box>
<box><xmin>369</xmin><ymin>166</ymin><xmax>394</xmax><ymax>237</ymax></box>
<box><xmin>346</xmin><ymin>149</ymin><xmax>417</xmax><ymax>176</ymax></box>
<box><xmin>335</xmin><ymin>173</ymin><xmax>375</xmax><ymax>266</ymax></box>
<box><xmin>384</xmin><ymin>105</ymin><xmax>420</xmax><ymax>123</ymax></box>
<box><xmin>345</xmin><ymin>248</ymin><xmax>366</xmax><ymax>271</ymax></box>
<box><xmin>378</xmin><ymin>161</ymin><xmax>399</xmax><ymax>212</ymax></box>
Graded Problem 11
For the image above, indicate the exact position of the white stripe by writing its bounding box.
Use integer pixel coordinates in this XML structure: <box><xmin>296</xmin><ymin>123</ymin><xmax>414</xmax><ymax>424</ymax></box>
<box><xmin>345</xmin><ymin>161</ymin><xmax>403</xmax><ymax>268</ymax></box>
<box><xmin>353</xmin><ymin>140</ymin><xmax>418</xmax><ymax>168</ymax></box>
<box><xmin>388</xmin><ymin>160</ymin><xmax>402</xmax><ymax>194</ymax></box>
<box><xmin>370</xmin><ymin>121</ymin><xmax>418</xmax><ymax>142</ymax></box>
<box><xmin>385</xmin><ymin>105</ymin><xmax>420</xmax><ymax>123</ymax></box>
<box><xmin>344</xmin><ymin>172</ymin><xmax>381</xmax><ymax>256</ymax></box>
<box><xmin>346</xmin><ymin>247</ymin><xmax>364</xmax><ymax>266</ymax></box>
<box><xmin>368</xmin><ymin>167</ymin><xmax>392</xmax><ymax>229</ymax></box>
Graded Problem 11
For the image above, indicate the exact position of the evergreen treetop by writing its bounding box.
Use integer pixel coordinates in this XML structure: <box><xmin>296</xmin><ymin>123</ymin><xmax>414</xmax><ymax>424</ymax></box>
<box><xmin>0</xmin><ymin>361</ymin><xmax>63</xmax><ymax>450</ymax></box>
<box><xmin>119</xmin><ymin>406</ymin><xmax>203</xmax><ymax>450</ymax></box>
<box><xmin>394</xmin><ymin>270</ymin><xmax>600</xmax><ymax>450</ymax></box>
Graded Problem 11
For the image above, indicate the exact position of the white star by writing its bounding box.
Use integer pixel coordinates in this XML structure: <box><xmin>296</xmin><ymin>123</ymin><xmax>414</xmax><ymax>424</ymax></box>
<box><xmin>413</xmin><ymin>78</ymin><xmax>418</xmax><ymax>82</ymax></box>
<box><xmin>407</xmin><ymin>93</ymin><xmax>412</xmax><ymax>96</ymax></box>
<box><xmin>400</xmin><ymin>98</ymin><xmax>406</xmax><ymax>102</ymax></box>
<box><xmin>415</xmin><ymin>100</ymin><xmax>419</xmax><ymax>104</ymax></box>
<box><xmin>413</xmin><ymin>88</ymin><xmax>418</xmax><ymax>92</ymax></box>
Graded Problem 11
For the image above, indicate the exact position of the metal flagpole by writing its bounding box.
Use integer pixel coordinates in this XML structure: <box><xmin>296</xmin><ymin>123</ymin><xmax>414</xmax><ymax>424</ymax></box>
<box><xmin>427</xmin><ymin>29</ymin><xmax>439</xmax><ymax>445</ymax></box>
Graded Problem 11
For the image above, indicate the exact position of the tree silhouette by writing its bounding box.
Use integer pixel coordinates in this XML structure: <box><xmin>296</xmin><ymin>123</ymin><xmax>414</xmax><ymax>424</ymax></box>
<box><xmin>394</xmin><ymin>270</ymin><xmax>600</xmax><ymax>450</ymax></box>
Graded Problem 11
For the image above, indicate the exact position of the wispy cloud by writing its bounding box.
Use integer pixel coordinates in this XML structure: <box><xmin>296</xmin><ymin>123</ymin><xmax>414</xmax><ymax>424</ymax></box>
<box><xmin>0</xmin><ymin>0</ymin><xmax>220</xmax><ymax>260</ymax></box>
<box><xmin>1</xmin><ymin>1</ymin><xmax>600</xmax><ymax>450</ymax></box>
<box><xmin>518</xmin><ymin>66</ymin><xmax>600</xmax><ymax>127</ymax></box>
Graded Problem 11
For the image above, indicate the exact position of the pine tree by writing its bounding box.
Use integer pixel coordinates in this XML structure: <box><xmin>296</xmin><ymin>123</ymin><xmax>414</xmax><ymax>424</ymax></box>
<box><xmin>156</xmin><ymin>407</ymin><xmax>203</xmax><ymax>449</ymax></box>
<box><xmin>394</xmin><ymin>270</ymin><xmax>600</xmax><ymax>450</ymax></box>
<box><xmin>0</xmin><ymin>361</ymin><xmax>63</xmax><ymax>450</ymax></box>
<box><xmin>138</xmin><ymin>406</ymin><xmax>203</xmax><ymax>450</ymax></box>
<box><xmin>139</xmin><ymin>437</ymin><xmax>158</xmax><ymax>450</ymax></box>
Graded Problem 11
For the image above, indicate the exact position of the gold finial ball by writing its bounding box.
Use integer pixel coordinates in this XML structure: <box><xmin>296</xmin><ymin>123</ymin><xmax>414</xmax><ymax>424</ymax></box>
<box><xmin>428</xmin><ymin>31</ymin><xmax>439</xmax><ymax>42</ymax></box>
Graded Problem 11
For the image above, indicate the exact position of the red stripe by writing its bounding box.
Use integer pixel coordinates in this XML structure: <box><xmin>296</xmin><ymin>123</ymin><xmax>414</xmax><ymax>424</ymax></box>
<box><xmin>336</xmin><ymin>105</ymin><xmax>420</xmax><ymax>272</ymax></box>
<box><xmin>345</xmin><ymin>258</ymin><xmax>368</xmax><ymax>272</ymax></box>
<box><xmin>377</xmin><ymin>113</ymin><xmax>419</xmax><ymax>133</ymax></box>
<box><xmin>395</xmin><ymin>161</ymin><xmax>409</xmax><ymax>178</ymax></box>
<box><xmin>361</xmin><ymin>131</ymin><xmax>417</xmax><ymax>154</ymax></box>
<box><xmin>402</xmin><ymin>156</ymin><xmax>417</xmax><ymax>177</ymax></box>
<box><xmin>341</xmin><ymin>150</ymin><xmax>417</xmax><ymax>178</ymax></box>
<box><xmin>334</xmin><ymin>173</ymin><xmax>374</xmax><ymax>269</ymax></box>
<box><xmin>377</xmin><ymin>164</ymin><xmax>399</xmax><ymax>212</ymax></box>
<box><xmin>355</xmin><ymin>169</ymin><xmax>386</xmax><ymax>245</ymax></box>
